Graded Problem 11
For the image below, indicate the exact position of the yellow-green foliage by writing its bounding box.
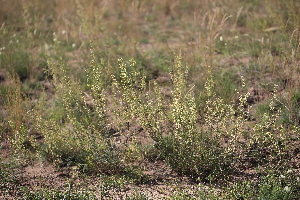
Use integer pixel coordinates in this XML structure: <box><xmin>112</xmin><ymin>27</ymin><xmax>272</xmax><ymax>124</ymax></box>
<box><xmin>87</xmin><ymin>45</ymin><xmax>106</xmax><ymax>123</ymax></box>
<box><xmin>5</xmin><ymin>73</ymin><xmax>28</xmax><ymax>152</ymax></box>
<box><xmin>170</xmin><ymin>54</ymin><xmax>197</xmax><ymax>142</ymax></box>
<box><xmin>251</xmin><ymin>86</ymin><xmax>287</xmax><ymax>157</ymax></box>
<box><xmin>1</xmin><ymin>0</ymin><xmax>300</xmax><ymax>198</ymax></box>
<box><xmin>112</xmin><ymin>58</ymin><xmax>147</xmax><ymax>127</ymax></box>
<box><xmin>113</xmin><ymin>54</ymin><xmax>293</xmax><ymax>179</ymax></box>
<box><xmin>27</xmin><ymin>51</ymin><xmax>121</xmax><ymax>172</ymax></box>
<box><xmin>113</xmin><ymin>55</ymin><xmax>228</xmax><ymax>177</ymax></box>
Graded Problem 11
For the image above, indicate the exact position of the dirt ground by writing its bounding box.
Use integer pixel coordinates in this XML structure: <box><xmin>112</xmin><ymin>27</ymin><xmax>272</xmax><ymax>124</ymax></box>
<box><xmin>0</xmin><ymin>144</ymin><xmax>218</xmax><ymax>199</ymax></box>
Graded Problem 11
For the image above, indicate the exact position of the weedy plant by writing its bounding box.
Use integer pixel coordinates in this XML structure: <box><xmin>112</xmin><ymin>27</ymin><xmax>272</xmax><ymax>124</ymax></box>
<box><xmin>113</xmin><ymin>53</ymin><xmax>297</xmax><ymax>182</ymax></box>
<box><xmin>113</xmin><ymin>55</ymin><xmax>237</xmax><ymax>179</ymax></box>
<box><xmin>1</xmin><ymin>0</ymin><xmax>300</xmax><ymax>198</ymax></box>
<box><xmin>5</xmin><ymin>73</ymin><xmax>31</xmax><ymax>154</ymax></box>
<box><xmin>27</xmin><ymin>48</ymin><xmax>122</xmax><ymax>173</ymax></box>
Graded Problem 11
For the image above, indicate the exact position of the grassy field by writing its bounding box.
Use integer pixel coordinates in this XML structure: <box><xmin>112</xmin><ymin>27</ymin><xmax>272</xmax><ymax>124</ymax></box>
<box><xmin>1</xmin><ymin>0</ymin><xmax>300</xmax><ymax>199</ymax></box>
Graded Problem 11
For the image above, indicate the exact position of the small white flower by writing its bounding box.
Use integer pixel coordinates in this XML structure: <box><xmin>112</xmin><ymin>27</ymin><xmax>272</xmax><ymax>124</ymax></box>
<box><xmin>280</xmin><ymin>175</ymin><xmax>286</xmax><ymax>179</ymax></box>
<box><xmin>220</xmin><ymin>36</ymin><xmax>223</xmax><ymax>41</ymax></box>
<box><xmin>53</xmin><ymin>32</ymin><xmax>56</xmax><ymax>36</ymax></box>
<box><xmin>284</xmin><ymin>186</ymin><xmax>291</xmax><ymax>193</ymax></box>
<box><xmin>72</xmin><ymin>43</ymin><xmax>76</xmax><ymax>48</ymax></box>
<box><xmin>287</xmin><ymin>169</ymin><xmax>293</xmax><ymax>174</ymax></box>
<box><xmin>62</xmin><ymin>30</ymin><xmax>66</xmax><ymax>35</ymax></box>
<box><xmin>53</xmin><ymin>38</ymin><xmax>57</xmax><ymax>42</ymax></box>
<box><xmin>45</xmin><ymin>43</ymin><xmax>50</xmax><ymax>50</ymax></box>
<box><xmin>235</xmin><ymin>35</ymin><xmax>239</xmax><ymax>39</ymax></box>
<box><xmin>34</xmin><ymin>29</ymin><xmax>37</xmax><ymax>35</ymax></box>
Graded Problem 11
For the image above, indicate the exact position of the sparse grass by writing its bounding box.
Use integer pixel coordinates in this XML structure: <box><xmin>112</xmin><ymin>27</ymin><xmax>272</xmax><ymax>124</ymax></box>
<box><xmin>21</xmin><ymin>187</ymin><xmax>97</xmax><ymax>200</ymax></box>
<box><xmin>0</xmin><ymin>160</ymin><xmax>19</xmax><ymax>197</ymax></box>
<box><xmin>225</xmin><ymin>169</ymin><xmax>300</xmax><ymax>200</ymax></box>
<box><xmin>1</xmin><ymin>0</ymin><xmax>300</xmax><ymax>199</ymax></box>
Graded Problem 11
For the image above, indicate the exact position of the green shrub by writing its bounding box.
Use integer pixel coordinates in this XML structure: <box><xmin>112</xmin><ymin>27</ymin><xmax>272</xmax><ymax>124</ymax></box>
<box><xmin>113</xmin><ymin>55</ymin><xmax>292</xmax><ymax>181</ymax></box>
<box><xmin>113</xmin><ymin>56</ymin><xmax>242</xmax><ymax>179</ymax></box>
<box><xmin>28</xmin><ymin>49</ymin><xmax>122</xmax><ymax>173</ymax></box>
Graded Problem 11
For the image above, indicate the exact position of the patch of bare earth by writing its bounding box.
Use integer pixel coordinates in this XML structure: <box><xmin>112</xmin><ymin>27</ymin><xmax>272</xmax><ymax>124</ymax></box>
<box><xmin>1</xmin><ymin>147</ymin><xmax>222</xmax><ymax>199</ymax></box>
